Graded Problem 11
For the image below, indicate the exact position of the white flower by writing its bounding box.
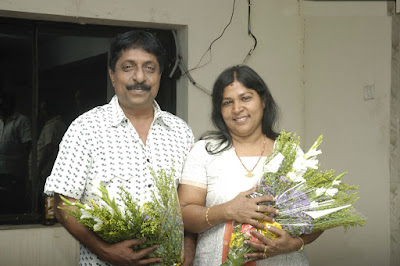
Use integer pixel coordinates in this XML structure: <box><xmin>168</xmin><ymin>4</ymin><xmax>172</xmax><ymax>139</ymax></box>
<box><xmin>264</xmin><ymin>152</ymin><xmax>284</xmax><ymax>173</ymax></box>
<box><xmin>316</xmin><ymin>187</ymin><xmax>326</xmax><ymax>196</ymax></box>
<box><xmin>333</xmin><ymin>180</ymin><xmax>342</xmax><ymax>186</ymax></box>
<box><xmin>80</xmin><ymin>208</ymin><xmax>103</xmax><ymax>231</ymax></box>
<box><xmin>296</xmin><ymin>146</ymin><xmax>305</xmax><ymax>157</ymax></box>
<box><xmin>326</xmin><ymin>188</ymin><xmax>338</xmax><ymax>197</ymax></box>
<box><xmin>93</xmin><ymin>217</ymin><xmax>104</xmax><ymax>231</ymax></box>
<box><xmin>305</xmin><ymin>148</ymin><xmax>322</xmax><ymax>159</ymax></box>
<box><xmin>292</xmin><ymin>156</ymin><xmax>308</xmax><ymax>172</ymax></box>
<box><xmin>80</xmin><ymin>208</ymin><xmax>93</xmax><ymax>219</ymax></box>
<box><xmin>304</xmin><ymin>158</ymin><xmax>319</xmax><ymax>169</ymax></box>
<box><xmin>310</xmin><ymin>200</ymin><xmax>319</xmax><ymax>208</ymax></box>
<box><xmin>287</xmin><ymin>171</ymin><xmax>306</xmax><ymax>183</ymax></box>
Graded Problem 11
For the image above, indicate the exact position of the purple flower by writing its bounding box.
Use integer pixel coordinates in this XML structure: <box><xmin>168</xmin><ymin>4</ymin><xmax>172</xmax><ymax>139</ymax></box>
<box><xmin>279</xmin><ymin>175</ymin><xmax>288</xmax><ymax>183</ymax></box>
<box><xmin>275</xmin><ymin>189</ymin><xmax>314</xmax><ymax>235</ymax></box>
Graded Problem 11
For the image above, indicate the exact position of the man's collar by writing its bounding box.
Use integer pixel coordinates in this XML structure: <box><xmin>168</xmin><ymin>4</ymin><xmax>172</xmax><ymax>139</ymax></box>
<box><xmin>108</xmin><ymin>95</ymin><xmax>172</xmax><ymax>128</ymax></box>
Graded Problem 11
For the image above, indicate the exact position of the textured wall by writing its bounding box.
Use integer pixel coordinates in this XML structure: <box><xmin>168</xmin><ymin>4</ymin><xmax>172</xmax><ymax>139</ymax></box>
<box><xmin>390</xmin><ymin>2</ymin><xmax>400</xmax><ymax>265</ymax></box>
<box><xmin>303</xmin><ymin>2</ymin><xmax>392</xmax><ymax>266</ymax></box>
<box><xmin>0</xmin><ymin>225</ymin><xmax>79</xmax><ymax>266</ymax></box>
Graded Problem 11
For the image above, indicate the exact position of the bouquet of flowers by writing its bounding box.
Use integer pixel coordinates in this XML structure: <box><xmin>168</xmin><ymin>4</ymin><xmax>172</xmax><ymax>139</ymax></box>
<box><xmin>59</xmin><ymin>167</ymin><xmax>184</xmax><ymax>265</ymax></box>
<box><xmin>222</xmin><ymin>131</ymin><xmax>366</xmax><ymax>266</ymax></box>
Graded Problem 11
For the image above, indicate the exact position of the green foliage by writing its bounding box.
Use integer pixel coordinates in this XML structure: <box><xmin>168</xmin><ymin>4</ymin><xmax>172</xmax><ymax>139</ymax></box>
<box><xmin>59</xmin><ymin>167</ymin><xmax>183</xmax><ymax>265</ymax></box>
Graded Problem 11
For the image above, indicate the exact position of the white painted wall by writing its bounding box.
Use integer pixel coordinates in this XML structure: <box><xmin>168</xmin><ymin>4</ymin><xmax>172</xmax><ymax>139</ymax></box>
<box><xmin>0</xmin><ymin>0</ymin><xmax>393</xmax><ymax>265</ymax></box>
<box><xmin>0</xmin><ymin>225</ymin><xmax>79</xmax><ymax>266</ymax></box>
<box><xmin>302</xmin><ymin>2</ymin><xmax>391</xmax><ymax>266</ymax></box>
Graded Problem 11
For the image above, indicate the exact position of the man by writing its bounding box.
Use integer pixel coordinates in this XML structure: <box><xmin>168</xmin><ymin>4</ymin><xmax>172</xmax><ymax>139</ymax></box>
<box><xmin>0</xmin><ymin>91</ymin><xmax>31</xmax><ymax>213</ymax></box>
<box><xmin>44</xmin><ymin>31</ymin><xmax>195</xmax><ymax>265</ymax></box>
<box><xmin>36</xmin><ymin>97</ymin><xmax>67</xmax><ymax>192</ymax></box>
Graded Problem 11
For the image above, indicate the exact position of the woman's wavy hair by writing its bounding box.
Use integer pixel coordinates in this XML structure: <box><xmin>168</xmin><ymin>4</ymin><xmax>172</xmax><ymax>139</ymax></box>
<box><xmin>201</xmin><ymin>65</ymin><xmax>279</xmax><ymax>154</ymax></box>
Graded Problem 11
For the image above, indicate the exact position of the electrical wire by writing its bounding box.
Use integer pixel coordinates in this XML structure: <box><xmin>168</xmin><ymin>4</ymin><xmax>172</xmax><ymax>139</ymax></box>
<box><xmin>169</xmin><ymin>30</ymin><xmax>180</xmax><ymax>79</ymax></box>
<box><xmin>182</xmin><ymin>0</ymin><xmax>237</xmax><ymax>75</ymax></box>
<box><xmin>243</xmin><ymin>0</ymin><xmax>257</xmax><ymax>64</ymax></box>
<box><xmin>169</xmin><ymin>30</ymin><xmax>212</xmax><ymax>95</ymax></box>
<box><xmin>169</xmin><ymin>0</ymin><xmax>257</xmax><ymax>95</ymax></box>
<box><xmin>179</xmin><ymin>59</ymin><xmax>211</xmax><ymax>95</ymax></box>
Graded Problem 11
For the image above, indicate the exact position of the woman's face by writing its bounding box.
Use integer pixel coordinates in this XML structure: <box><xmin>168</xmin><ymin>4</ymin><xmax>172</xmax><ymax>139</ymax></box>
<box><xmin>221</xmin><ymin>81</ymin><xmax>265</xmax><ymax>139</ymax></box>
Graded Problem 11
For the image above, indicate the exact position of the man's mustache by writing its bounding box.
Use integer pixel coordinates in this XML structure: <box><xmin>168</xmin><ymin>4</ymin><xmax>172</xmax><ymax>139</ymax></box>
<box><xmin>126</xmin><ymin>83</ymin><xmax>151</xmax><ymax>91</ymax></box>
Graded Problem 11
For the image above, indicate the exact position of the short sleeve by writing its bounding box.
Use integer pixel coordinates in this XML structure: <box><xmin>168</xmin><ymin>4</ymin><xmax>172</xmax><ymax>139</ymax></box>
<box><xmin>18</xmin><ymin>115</ymin><xmax>31</xmax><ymax>144</ymax></box>
<box><xmin>180</xmin><ymin>140</ymin><xmax>209</xmax><ymax>189</ymax></box>
<box><xmin>44</xmin><ymin>119</ymin><xmax>92</xmax><ymax>199</ymax></box>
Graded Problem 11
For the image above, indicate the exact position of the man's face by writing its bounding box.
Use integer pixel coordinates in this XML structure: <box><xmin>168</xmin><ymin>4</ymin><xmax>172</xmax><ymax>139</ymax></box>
<box><xmin>109</xmin><ymin>48</ymin><xmax>161</xmax><ymax>112</ymax></box>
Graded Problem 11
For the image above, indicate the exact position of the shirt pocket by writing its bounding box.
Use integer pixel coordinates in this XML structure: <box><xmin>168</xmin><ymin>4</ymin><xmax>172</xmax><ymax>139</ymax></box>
<box><xmin>88</xmin><ymin>168</ymin><xmax>139</xmax><ymax>207</ymax></box>
<box><xmin>95</xmin><ymin>166</ymin><xmax>140</xmax><ymax>197</ymax></box>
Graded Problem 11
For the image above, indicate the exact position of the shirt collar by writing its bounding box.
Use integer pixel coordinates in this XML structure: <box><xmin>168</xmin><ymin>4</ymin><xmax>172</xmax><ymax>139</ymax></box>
<box><xmin>108</xmin><ymin>95</ymin><xmax>172</xmax><ymax>128</ymax></box>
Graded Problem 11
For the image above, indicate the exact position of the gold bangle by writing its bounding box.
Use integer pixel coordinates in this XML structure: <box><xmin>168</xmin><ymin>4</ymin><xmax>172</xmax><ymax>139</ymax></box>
<box><xmin>296</xmin><ymin>236</ymin><xmax>305</xmax><ymax>251</ymax></box>
<box><xmin>205</xmin><ymin>207</ymin><xmax>213</xmax><ymax>227</ymax></box>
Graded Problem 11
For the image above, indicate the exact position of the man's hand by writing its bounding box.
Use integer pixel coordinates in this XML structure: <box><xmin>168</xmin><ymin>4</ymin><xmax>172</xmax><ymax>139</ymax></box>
<box><xmin>100</xmin><ymin>239</ymin><xmax>162</xmax><ymax>266</ymax></box>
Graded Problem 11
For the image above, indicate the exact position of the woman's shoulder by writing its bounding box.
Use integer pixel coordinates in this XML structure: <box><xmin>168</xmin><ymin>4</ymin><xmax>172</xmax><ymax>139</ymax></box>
<box><xmin>191</xmin><ymin>139</ymin><xmax>229</xmax><ymax>155</ymax></box>
<box><xmin>190</xmin><ymin>139</ymin><xmax>209</xmax><ymax>154</ymax></box>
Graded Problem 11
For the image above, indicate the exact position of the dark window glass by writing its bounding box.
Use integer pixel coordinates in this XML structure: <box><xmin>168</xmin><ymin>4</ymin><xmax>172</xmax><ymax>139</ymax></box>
<box><xmin>0</xmin><ymin>22</ymin><xmax>33</xmax><ymax>219</ymax></box>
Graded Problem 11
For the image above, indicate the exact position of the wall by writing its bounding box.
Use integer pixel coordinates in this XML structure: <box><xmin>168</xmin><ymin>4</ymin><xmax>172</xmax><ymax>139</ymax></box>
<box><xmin>0</xmin><ymin>225</ymin><xmax>79</xmax><ymax>266</ymax></box>
<box><xmin>390</xmin><ymin>3</ymin><xmax>400</xmax><ymax>266</ymax></box>
<box><xmin>0</xmin><ymin>0</ymin><xmax>394</xmax><ymax>265</ymax></box>
<box><xmin>302</xmin><ymin>1</ymin><xmax>391</xmax><ymax>266</ymax></box>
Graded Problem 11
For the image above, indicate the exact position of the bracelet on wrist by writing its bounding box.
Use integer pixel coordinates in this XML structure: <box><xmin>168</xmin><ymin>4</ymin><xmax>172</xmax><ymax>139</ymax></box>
<box><xmin>296</xmin><ymin>236</ymin><xmax>305</xmax><ymax>251</ymax></box>
<box><xmin>205</xmin><ymin>207</ymin><xmax>213</xmax><ymax>227</ymax></box>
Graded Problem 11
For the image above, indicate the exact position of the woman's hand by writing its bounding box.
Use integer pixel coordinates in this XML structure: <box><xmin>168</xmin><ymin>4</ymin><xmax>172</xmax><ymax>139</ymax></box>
<box><xmin>223</xmin><ymin>186</ymin><xmax>278</xmax><ymax>230</ymax></box>
<box><xmin>179</xmin><ymin>185</ymin><xmax>279</xmax><ymax>234</ymax></box>
<box><xmin>243</xmin><ymin>225</ymin><xmax>300</xmax><ymax>260</ymax></box>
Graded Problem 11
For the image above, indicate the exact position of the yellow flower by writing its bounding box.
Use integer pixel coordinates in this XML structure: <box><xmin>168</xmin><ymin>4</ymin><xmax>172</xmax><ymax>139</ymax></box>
<box><xmin>229</xmin><ymin>230</ymin><xmax>245</xmax><ymax>248</ymax></box>
<box><xmin>258</xmin><ymin>221</ymin><xmax>282</xmax><ymax>240</ymax></box>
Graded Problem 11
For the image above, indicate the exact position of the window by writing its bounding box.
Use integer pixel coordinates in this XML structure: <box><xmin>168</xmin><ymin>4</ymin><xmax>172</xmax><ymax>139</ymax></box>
<box><xmin>0</xmin><ymin>17</ymin><xmax>177</xmax><ymax>224</ymax></box>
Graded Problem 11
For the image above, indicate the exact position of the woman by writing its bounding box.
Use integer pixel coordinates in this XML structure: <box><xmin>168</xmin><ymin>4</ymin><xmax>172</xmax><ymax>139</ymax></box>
<box><xmin>178</xmin><ymin>65</ymin><xmax>322</xmax><ymax>265</ymax></box>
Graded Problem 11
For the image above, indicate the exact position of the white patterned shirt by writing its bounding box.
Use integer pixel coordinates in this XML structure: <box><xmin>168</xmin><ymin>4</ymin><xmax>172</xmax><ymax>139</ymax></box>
<box><xmin>44</xmin><ymin>95</ymin><xmax>194</xmax><ymax>266</ymax></box>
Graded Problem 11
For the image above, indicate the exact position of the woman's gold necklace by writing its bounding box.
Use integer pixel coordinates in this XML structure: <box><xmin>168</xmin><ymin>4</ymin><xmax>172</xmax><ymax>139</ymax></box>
<box><xmin>234</xmin><ymin>136</ymin><xmax>266</xmax><ymax>178</ymax></box>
